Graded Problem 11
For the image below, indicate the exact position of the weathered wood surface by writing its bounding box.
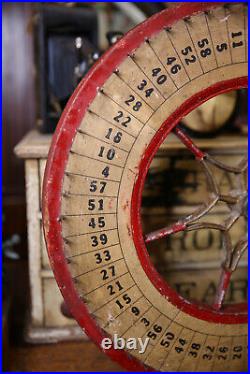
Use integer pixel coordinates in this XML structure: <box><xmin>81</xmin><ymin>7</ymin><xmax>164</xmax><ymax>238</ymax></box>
<box><xmin>9</xmin><ymin>341</ymin><xmax>122</xmax><ymax>372</ymax></box>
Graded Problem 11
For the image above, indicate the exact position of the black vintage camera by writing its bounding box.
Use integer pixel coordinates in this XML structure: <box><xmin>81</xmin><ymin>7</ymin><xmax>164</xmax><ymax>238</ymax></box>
<box><xmin>35</xmin><ymin>4</ymin><xmax>98</xmax><ymax>133</ymax></box>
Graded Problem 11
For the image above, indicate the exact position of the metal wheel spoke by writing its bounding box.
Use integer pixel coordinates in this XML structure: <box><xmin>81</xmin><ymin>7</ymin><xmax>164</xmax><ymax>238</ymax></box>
<box><xmin>145</xmin><ymin>222</ymin><xmax>186</xmax><ymax>243</ymax></box>
<box><xmin>224</xmin><ymin>237</ymin><xmax>248</xmax><ymax>272</ymax></box>
<box><xmin>185</xmin><ymin>196</ymin><xmax>218</xmax><ymax>224</ymax></box>
<box><xmin>200</xmin><ymin>159</ymin><xmax>219</xmax><ymax>195</ymax></box>
<box><xmin>145</xmin><ymin>133</ymin><xmax>247</xmax><ymax>246</ymax></box>
<box><xmin>145</xmin><ymin>195</ymin><xmax>218</xmax><ymax>243</ymax></box>
<box><xmin>206</xmin><ymin>153</ymin><xmax>248</xmax><ymax>174</ymax></box>
<box><xmin>213</xmin><ymin>234</ymin><xmax>247</xmax><ymax>310</ymax></box>
<box><xmin>213</xmin><ymin>267</ymin><xmax>232</xmax><ymax>311</ymax></box>
<box><xmin>186</xmin><ymin>222</ymin><xmax>225</xmax><ymax>232</ymax></box>
<box><xmin>145</xmin><ymin>124</ymin><xmax>247</xmax><ymax>312</ymax></box>
<box><xmin>173</xmin><ymin>126</ymin><xmax>205</xmax><ymax>160</ymax></box>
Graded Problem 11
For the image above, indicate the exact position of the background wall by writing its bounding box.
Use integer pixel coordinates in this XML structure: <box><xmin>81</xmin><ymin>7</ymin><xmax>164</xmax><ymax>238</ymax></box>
<box><xmin>3</xmin><ymin>2</ymin><xmax>35</xmax><ymax>241</ymax></box>
<box><xmin>2</xmin><ymin>2</ymin><xmax>36</xmax><ymax>342</ymax></box>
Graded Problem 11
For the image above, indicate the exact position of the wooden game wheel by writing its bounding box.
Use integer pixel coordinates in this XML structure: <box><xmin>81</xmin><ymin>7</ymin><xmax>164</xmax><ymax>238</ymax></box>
<box><xmin>43</xmin><ymin>3</ymin><xmax>248</xmax><ymax>371</ymax></box>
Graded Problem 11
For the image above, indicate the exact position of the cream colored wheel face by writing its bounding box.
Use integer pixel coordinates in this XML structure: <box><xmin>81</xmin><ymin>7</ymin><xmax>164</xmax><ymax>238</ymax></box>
<box><xmin>60</xmin><ymin>4</ymin><xmax>247</xmax><ymax>371</ymax></box>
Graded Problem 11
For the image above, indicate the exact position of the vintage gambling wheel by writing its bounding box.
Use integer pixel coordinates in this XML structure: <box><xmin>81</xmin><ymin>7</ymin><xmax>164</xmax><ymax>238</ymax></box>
<box><xmin>43</xmin><ymin>3</ymin><xmax>248</xmax><ymax>372</ymax></box>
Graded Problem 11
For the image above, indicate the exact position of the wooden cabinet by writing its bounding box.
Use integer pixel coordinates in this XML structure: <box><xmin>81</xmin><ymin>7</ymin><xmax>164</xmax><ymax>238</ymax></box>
<box><xmin>15</xmin><ymin>131</ymin><xmax>85</xmax><ymax>343</ymax></box>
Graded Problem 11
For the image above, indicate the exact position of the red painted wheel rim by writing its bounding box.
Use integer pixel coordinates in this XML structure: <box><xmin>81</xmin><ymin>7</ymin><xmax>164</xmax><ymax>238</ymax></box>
<box><xmin>42</xmin><ymin>2</ymin><xmax>248</xmax><ymax>371</ymax></box>
<box><xmin>131</xmin><ymin>78</ymin><xmax>248</xmax><ymax>326</ymax></box>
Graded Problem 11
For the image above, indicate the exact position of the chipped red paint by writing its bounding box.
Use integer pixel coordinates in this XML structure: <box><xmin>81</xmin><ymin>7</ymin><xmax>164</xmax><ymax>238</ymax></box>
<box><xmin>213</xmin><ymin>269</ymin><xmax>233</xmax><ymax>311</ymax></box>
<box><xmin>42</xmin><ymin>2</ymin><xmax>247</xmax><ymax>371</ymax></box>
<box><xmin>173</xmin><ymin>126</ymin><xmax>205</xmax><ymax>160</ymax></box>
<box><xmin>145</xmin><ymin>222</ymin><xmax>186</xmax><ymax>244</ymax></box>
